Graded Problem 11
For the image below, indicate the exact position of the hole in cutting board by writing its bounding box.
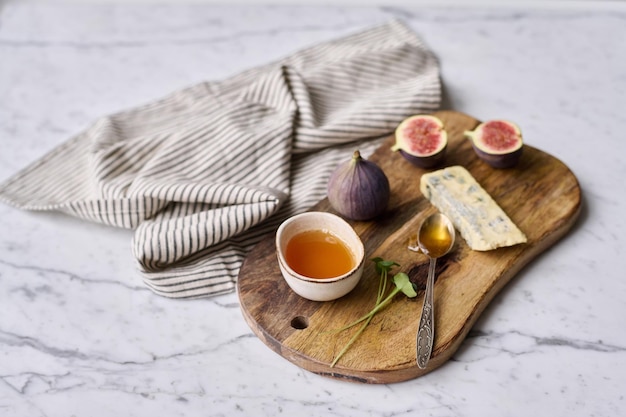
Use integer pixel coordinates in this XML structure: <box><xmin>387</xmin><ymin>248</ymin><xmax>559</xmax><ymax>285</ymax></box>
<box><xmin>291</xmin><ymin>316</ymin><xmax>309</xmax><ymax>330</ymax></box>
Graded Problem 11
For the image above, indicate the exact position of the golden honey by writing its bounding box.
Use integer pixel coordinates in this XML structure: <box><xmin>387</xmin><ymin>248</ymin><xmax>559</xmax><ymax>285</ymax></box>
<box><xmin>285</xmin><ymin>229</ymin><xmax>354</xmax><ymax>279</ymax></box>
<box><xmin>419</xmin><ymin>220</ymin><xmax>453</xmax><ymax>258</ymax></box>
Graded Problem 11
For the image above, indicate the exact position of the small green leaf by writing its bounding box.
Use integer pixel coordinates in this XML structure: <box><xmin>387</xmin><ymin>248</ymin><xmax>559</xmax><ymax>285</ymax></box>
<box><xmin>381</xmin><ymin>260</ymin><xmax>400</xmax><ymax>269</ymax></box>
<box><xmin>392</xmin><ymin>272</ymin><xmax>417</xmax><ymax>298</ymax></box>
<box><xmin>372</xmin><ymin>257</ymin><xmax>400</xmax><ymax>275</ymax></box>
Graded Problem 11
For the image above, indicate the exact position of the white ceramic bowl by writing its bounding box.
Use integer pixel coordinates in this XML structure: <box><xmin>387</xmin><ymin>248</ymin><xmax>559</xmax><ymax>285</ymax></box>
<box><xmin>275</xmin><ymin>211</ymin><xmax>365</xmax><ymax>302</ymax></box>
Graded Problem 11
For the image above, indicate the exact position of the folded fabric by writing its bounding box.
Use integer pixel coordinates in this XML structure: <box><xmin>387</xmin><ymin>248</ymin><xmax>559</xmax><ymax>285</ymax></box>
<box><xmin>0</xmin><ymin>19</ymin><xmax>441</xmax><ymax>298</ymax></box>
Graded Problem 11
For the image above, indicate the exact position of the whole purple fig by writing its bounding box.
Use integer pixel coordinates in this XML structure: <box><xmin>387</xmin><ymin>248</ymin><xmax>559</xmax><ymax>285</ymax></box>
<box><xmin>327</xmin><ymin>150</ymin><xmax>390</xmax><ymax>221</ymax></box>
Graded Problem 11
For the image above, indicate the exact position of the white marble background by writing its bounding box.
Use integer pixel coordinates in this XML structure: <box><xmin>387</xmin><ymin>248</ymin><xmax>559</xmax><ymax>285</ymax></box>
<box><xmin>1</xmin><ymin>1</ymin><xmax>625</xmax><ymax>416</ymax></box>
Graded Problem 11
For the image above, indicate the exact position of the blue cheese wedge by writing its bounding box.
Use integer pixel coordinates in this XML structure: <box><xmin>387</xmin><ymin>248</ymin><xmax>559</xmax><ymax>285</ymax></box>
<box><xmin>420</xmin><ymin>165</ymin><xmax>527</xmax><ymax>251</ymax></box>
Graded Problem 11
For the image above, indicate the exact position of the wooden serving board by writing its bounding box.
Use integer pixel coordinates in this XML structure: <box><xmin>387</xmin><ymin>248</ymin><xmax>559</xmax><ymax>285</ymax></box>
<box><xmin>237</xmin><ymin>110</ymin><xmax>582</xmax><ymax>384</ymax></box>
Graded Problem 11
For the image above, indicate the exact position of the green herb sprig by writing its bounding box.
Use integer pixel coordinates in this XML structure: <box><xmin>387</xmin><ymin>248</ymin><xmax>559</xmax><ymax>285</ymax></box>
<box><xmin>330</xmin><ymin>257</ymin><xmax>417</xmax><ymax>367</ymax></box>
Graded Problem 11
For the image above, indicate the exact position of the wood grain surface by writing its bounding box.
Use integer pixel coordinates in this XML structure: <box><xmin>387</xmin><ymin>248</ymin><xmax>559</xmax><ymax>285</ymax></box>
<box><xmin>236</xmin><ymin>110</ymin><xmax>582</xmax><ymax>384</ymax></box>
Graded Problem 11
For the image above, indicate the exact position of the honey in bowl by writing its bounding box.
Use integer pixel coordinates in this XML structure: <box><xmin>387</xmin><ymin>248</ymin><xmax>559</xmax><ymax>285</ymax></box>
<box><xmin>276</xmin><ymin>211</ymin><xmax>365</xmax><ymax>301</ymax></box>
<box><xmin>285</xmin><ymin>229</ymin><xmax>355</xmax><ymax>279</ymax></box>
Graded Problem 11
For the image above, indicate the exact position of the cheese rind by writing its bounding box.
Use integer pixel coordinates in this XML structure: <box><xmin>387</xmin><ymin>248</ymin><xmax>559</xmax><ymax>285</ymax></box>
<box><xmin>419</xmin><ymin>165</ymin><xmax>527</xmax><ymax>251</ymax></box>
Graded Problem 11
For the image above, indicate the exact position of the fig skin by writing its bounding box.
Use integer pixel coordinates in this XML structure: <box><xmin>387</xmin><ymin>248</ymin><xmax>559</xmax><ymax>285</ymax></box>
<box><xmin>327</xmin><ymin>150</ymin><xmax>390</xmax><ymax>221</ymax></box>
<box><xmin>472</xmin><ymin>145</ymin><xmax>523</xmax><ymax>169</ymax></box>
<box><xmin>397</xmin><ymin>146</ymin><xmax>447</xmax><ymax>169</ymax></box>
<box><xmin>391</xmin><ymin>115</ymin><xmax>447</xmax><ymax>168</ymax></box>
<box><xmin>464</xmin><ymin>120</ymin><xmax>523</xmax><ymax>169</ymax></box>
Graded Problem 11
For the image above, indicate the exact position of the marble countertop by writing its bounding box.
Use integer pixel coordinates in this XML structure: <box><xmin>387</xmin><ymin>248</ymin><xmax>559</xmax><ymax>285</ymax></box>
<box><xmin>1</xmin><ymin>2</ymin><xmax>625</xmax><ymax>416</ymax></box>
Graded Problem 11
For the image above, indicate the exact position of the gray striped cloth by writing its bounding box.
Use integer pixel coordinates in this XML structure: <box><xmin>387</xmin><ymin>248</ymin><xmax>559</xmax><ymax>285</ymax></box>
<box><xmin>0</xmin><ymin>20</ymin><xmax>441</xmax><ymax>298</ymax></box>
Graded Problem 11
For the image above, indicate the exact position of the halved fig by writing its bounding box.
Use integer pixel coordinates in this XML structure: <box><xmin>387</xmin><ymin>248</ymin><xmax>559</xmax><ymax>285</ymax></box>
<box><xmin>391</xmin><ymin>115</ymin><xmax>447</xmax><ymax>168</ymax></box>
<box><xmin>464</xmin><ymin>120</ymin><xmax>523</xmax><ymax>168</ymax></box>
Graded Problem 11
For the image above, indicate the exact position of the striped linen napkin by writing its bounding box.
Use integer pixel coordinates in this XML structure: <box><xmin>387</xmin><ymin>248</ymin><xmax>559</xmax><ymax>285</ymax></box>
<box><xmin>0</xmin><ymin>20</ymin><xmax>441</xmax><ymax>298</ymax></box>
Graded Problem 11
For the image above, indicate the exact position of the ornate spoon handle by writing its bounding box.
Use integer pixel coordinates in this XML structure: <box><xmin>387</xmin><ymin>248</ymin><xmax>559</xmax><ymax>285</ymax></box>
<box><xmin>416</xmin><ymin>257</ymin><xmax>436</xmax><ymax>369</ymax></box>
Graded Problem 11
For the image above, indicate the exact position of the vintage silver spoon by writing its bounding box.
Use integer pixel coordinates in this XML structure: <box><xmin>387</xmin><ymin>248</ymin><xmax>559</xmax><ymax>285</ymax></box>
<box><xmin>416</xmin><ymin>212</ymin><xmax>455</xmax><ymax>369</ymax></box>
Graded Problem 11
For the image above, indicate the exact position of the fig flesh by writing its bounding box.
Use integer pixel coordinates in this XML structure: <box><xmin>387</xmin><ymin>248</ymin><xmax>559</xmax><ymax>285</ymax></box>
<box><xmin>464</xmin><ymin>120</ymin><xmax>523</xmax><ymax>168</ymax></box>
<box><xmin>391</xmin><ymin>115</ymin><xmax>447</xmax><ymax>168</ymax></box>
<box><xmin>327</xmin><ymin>150</ymin><xmax>390</xmax><ymax>221</ymax></box>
